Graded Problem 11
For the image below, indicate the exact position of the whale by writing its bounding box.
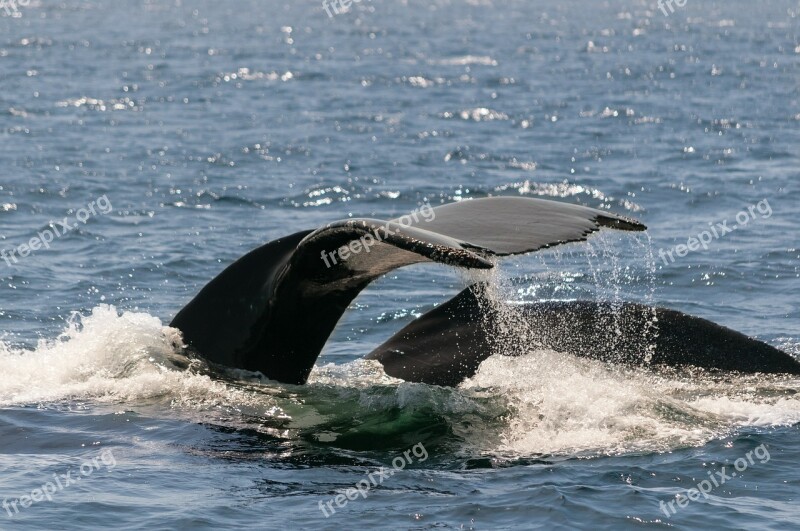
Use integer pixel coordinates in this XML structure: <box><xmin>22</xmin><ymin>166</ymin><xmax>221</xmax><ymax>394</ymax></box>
<box><xmin>366</xmin><ymin>283</ymin><xmax>800</xmax><ymax>386</ymax></box>
<box><xmin>170</xmin><ymin>196</ymin><xmax>800</xmax><ymax>385</ymax></box>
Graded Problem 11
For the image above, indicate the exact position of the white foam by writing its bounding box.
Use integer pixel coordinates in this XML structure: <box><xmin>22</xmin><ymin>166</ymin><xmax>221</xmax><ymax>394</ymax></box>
<box><xmin>462</xmin><ymin>349</ymin><xmax>800</xmax><ymax>456</ymax></box>
<box><xmin>3</xmin><ymin>304</ymin><xmax>799</xmax><ymax>457</ymax></box>
<box><xmin>0</xmin><ymin>305</ymin><xmax>259</xmax><ymax>411</ymax></box>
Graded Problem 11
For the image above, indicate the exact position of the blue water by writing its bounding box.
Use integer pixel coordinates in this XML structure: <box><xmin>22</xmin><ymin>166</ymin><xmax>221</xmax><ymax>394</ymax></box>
<box><xmin>1</xmin><ymin>0</ymin><xmax>799</xmax><ymax>528</ymax></box>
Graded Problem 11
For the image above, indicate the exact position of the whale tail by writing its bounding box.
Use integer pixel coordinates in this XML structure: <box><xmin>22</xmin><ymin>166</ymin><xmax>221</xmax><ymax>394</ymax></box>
<box><xmin>170</xmin><ymin>197</ymin><xmax>645</xmax><ymax>384</ymax></box>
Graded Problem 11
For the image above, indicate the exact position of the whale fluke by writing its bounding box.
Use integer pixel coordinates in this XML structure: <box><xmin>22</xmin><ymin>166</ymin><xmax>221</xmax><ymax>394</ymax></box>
<box><xmin>400</xmin><ymin>196</ymin><xmax>644</xmax><ymax>256</ymax></box>
<box><xmin>170</xmin><ymin>197</ymin><xmax>645</xmax><ymax>384</ymax></box>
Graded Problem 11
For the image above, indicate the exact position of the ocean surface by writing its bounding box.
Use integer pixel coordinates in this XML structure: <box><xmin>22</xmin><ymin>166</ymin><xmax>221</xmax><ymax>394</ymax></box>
<box><xmin>1</xmin><ymin>0</ymin><xmax>799</xmax><ymax>528</ymax></box>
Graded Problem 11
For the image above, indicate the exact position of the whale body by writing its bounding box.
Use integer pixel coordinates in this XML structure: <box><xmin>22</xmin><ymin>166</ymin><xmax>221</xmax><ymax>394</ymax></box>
<box><xmin>366</xmin><ymin>284</ymin><xmax>800</xmax><ymax>386</ymax></box>
<box><xmin>170</xmin><ymin>196</ymin><xmax>800</xmax><ymax>385</ymax></box>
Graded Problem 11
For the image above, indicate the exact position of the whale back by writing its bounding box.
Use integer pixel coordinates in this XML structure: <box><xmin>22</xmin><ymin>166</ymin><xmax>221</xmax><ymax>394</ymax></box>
<box><xmin>367</xmin><ymin>285</ymin><xmax>800</xmax><ymax>385</ymax></box>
